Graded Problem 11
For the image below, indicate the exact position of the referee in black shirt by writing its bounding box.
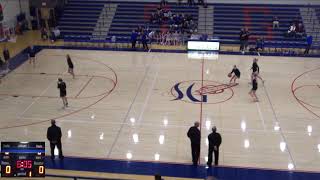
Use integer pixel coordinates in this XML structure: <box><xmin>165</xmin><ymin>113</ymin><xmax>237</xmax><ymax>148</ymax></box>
<box><xmin>187</xmin><ymin>122</ymin><xmax>201</xmax><ymax>165</ymax></box>
<box><xmin>47</xmin><ymin>119</ymin><xmax>64</xmax><ymax>160</ymax></box>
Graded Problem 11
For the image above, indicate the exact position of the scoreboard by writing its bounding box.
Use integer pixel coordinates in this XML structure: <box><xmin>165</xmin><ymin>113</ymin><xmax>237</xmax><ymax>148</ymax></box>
<box><xmin>1</xmin><ymin>142</ymin><xmax>45</xmax><ymax>177</ymax></box>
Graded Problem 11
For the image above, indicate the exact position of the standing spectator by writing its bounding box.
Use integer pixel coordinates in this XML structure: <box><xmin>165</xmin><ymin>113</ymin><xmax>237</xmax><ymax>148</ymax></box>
<box><xmin>272</xmin><ymin>16</ymin><xmax>279</xmax><ymax>29</ymax></box>
<box><xmin>57</xmin><ymin>78</ymin><xmax>68</xmax><ymax>108</ymax></box>
<box><xmin>304</xmin><ymin>35</ymin><xmax>313</xmax><ymax>55</ymax></box>
<box><xmin>28</xmin><ymin>45</ymin><xmax>36</xmax><ymax>67</ymax></box>
<box><xmin>3</xmin><ymin>46</ymin><xmax>10</xmax><ymax>70</ymax></box>
<box><xmin>207</xmin><ymin>126</ymin><xmax>222</xmax><ymax>166</ymax></box>
<box><xmin>41</xmin><ymin>27</ymin><xmax>48</xmax><ymax>40</ymax></box>
<box><xmin>47</xmin><ymin>119</ymin><xmax>64</xmax><ymax>160</ymax></box>
<box><xmin>240</xmin><ymin>28</ymin><xmax>250</xmax><ymax>54</ymax></box>
<box><xmin>141</xmin><ymin>31</ymin><xmax>149</xmax><ymax>50</ymax></box>
<box><xmin>0</xmin><ymin>57</ymin><xmax>3</xmax><ymax>68</ymax></box>
<box><xmin>187</xmin><ymin>122</ymin><xmax>201</xmax><ymax>166</ymax></box>
<box><xmin>131</xmin><ymin>30</ymin><xmax>138</xmax><ymax>49</ymax></box>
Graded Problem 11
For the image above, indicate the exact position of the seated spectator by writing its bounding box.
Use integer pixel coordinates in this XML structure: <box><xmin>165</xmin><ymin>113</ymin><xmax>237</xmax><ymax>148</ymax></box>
<box><xmin>188</xmin><ymin>0</ymin><xmax>195</xmax><ymax>6</ymax></box>
<box><xmin>41</xmin><ymin>27</ymin><xmax>48</xmax><ymax>40</ymax></box>
<box><xmin>285</xmin><ymin>24</ymin><xmax>296</xmax><ymax>37</ymax></box>
<box><xmin>15</xmin><ymin>22</ymin><xmax>22</xmax><ymax>35</ymax></box>
<box><xmin>198</xmin><ymin>0</ymin><xmax>204</xmax><ymax>6</ymax></box>
<box><xmin>49</xmin><ymin>30</ymin><xmax>56</xmax><ymax>43</ymax></box>
<box><xmin>160</xmin><ymin>0</ymin><xmax>167</xmax><ymax>7</ymax></box>
<box><xmin>272</xmin><ymin>16</ymin><xmax>279</xmax><ymax>29</ymax></box>
<box><xmin>255</xmin><ymin>37</ymin><xmax>265</xmax><ymax>51</ymax></box>
<box><xmin>53</xmin><ymin>27</ymin><xmax>61</xmax><ymax>38</ymax></box>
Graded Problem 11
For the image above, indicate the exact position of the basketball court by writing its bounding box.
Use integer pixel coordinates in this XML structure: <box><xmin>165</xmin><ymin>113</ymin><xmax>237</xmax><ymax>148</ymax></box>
<box><xmin>0</xmin><ymin>48</ymin><xmax>320</xmax><ymax>173</ymax></box>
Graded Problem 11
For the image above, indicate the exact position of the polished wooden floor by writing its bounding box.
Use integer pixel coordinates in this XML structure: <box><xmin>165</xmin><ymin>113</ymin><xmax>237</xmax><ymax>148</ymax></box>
<box><xmin>1</xmin><ymin>31</ymin><xmax>320</xmax><ymax>179</ymax></box>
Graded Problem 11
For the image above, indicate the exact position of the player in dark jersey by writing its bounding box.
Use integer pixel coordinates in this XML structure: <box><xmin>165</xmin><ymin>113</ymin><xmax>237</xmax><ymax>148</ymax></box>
<box><xmin>66</xmin><ymin>54</ymin><xmax>75</xmax><ymax>79</ymax></box>
<box><xmin>57</xmin><ymin>78</ymin><xmax>68</xmax><ymax>108</ymax></box>
<box><xmin>229</xmin><ymin>65</ymin><xmax>241</xmax><ymax>84</ymax></box>
<box><xmin>249</xmin><ymin>72</ymin><xmax>259</xmax><ymax>102</ymax></box>
<box><xmin>250</xmin><ymin>58</ymin><xmax>264</xmax><ymax>83</ymax></box>
<box><xmin>28</xmin><ymin>45</ymin><xmax>36</xmax><ymax>67</ymax></box>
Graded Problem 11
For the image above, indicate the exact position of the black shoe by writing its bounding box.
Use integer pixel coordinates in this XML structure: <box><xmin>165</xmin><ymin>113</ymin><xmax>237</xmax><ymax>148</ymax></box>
<box><xmin>59</xmin><ymin>155</ymin><xmax>64</xmax><ymax>159</ymax></box>
<box><xmin>193</xmin><ymin>162</ymin><xmax>198</xmax><ymax>166</ymax></box>
<box><xmin>207</xmin><ymin>162</ymin><xmax>212</xmax><ymax>167</ymax></box>
<box><xmin>51</xmin><ymin>156</ymin><xmax>55</xmax><ymax>160</ymax></box>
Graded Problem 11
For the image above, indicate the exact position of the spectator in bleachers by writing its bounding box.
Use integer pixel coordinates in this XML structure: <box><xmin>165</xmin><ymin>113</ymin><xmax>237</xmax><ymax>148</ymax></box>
<box><xmin>53</xmin><ymin>27</ymin><xmax>61</xmax><ymax>39</ymax></box>
<box><xmin>286</xmin><ymin>23</ymin><xmax>296</xmax><ymax>38</ymax></box>
<box><xmin>304</xmin><ymin>35</ymin><xmax>313</xmax><ymax>55</ymax></box>
<box><xmin>3</xmin><ymin>46</ymin><xmax>10</xmax><ymax>70</ymax></box>
<box><xmin>141</xmin><ymin>30</ymin><xmax>149</xmax><ymax>50</ymax></box>
<box><xmin>160</xmin><ymin>0</ymin><xmax>167</xmax><ymax>7</ymax></box>
<box><xmin>239</xmin><ymin>28</ymin><xmax>250</xmax><ymax>54</ymax></box>
<box><xmin>131</xmin><ymin>30</ymin><xmax>139</xmax><ymax>49</ymax></box>
<box><xmin>255</xmin><ymin>37</ymin><xmax>265</xmax><ymax>51</ymax></box>
<box><xmin>198</xmin><ymin>0</ymin><xmax>205</xmax><ymax>6</ymax></box>
<box><xmin>188</xmin><ymin>0</ymin><xmax>195</xmax><ymax>6</ymax></box>
<box><xmin>295</xmin><ymin>23</ymin><xmax>305</xmax><ymax>38</ymax></box>
<box><xmin>49</xmin><ymin>31</ymin><xmax>56</xmax><ymax>43</ymax></box>
<box><xmin>41</xmin><ymin>27</ymin><xmax>48</xmax><ymax>40</ymax></box>
<box><xmin>272</xmin><ymin>16</ymin><xmax>279</xmax><ymax>29</ymax></box>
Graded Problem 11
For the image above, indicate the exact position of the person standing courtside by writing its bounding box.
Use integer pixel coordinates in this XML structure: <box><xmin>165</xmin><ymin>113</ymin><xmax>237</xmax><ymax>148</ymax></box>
<box><xmin>207</xmin><ymin>126</ymin><xmax>222</xmax><ymax>166</ymax></box>
<box><xmin>47</xmin><ymin>119</ymin><xmax>64</xmax><ymax>160</ymax></box>
<box><xmin>3</xmin><ymin>46</ymin><xmax>10</xmax><ymax>70</ymax></box>
<box><xmin>57</xmin><ymin>78</ymin><xmax>68</xmax><ymax>108</ymax></box>
<box><xmin>28</xmin><ymin>45</ymin><xmax>36</xmax><ymax>67</ymax></box>
<box><xmin>187</xmin><ymin>122</ymin><xmax>201</xmax><ymax>165</ymax></box>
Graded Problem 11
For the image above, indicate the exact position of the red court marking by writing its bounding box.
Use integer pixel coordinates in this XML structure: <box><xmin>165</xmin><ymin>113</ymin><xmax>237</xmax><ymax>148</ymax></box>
<box><xmin>199</xmin><ymin>58</ymin><xmax>204</xmax><ymax>164</ymax></box>
<box><xmin>292</xmin><ymin>85</ymin><xmax>320</xmax><ymax>109</ymax></box>
<box><xmin>0</xmin><ymin>55</ymin><xmax>118</xmax><ymax>130</ymax></box>
<box><xmin>75</xmin><ymin>76</ymin><xmax>94</xmax><ymax>98</ymax></box>
<box><xmin>0</xmin><ymin>73</ymin><xmax>114</xmax><ymax>99</ymax></box>
<box><xmin>170</xmin><ymin>80</ymin><xmax>235</xmax><ymax>105</ymax></box>
<box><xmin>291</xmin><ymin>67</ymin><xmax>320</xmax><ymax>119</ymax></box>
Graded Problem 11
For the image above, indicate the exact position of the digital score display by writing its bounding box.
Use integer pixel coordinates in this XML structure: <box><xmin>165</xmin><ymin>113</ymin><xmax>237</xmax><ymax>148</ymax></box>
<box><xmin>1</xmin><ymin>142</ymin><xmax>45</xmax><ymax>177</ymax></box>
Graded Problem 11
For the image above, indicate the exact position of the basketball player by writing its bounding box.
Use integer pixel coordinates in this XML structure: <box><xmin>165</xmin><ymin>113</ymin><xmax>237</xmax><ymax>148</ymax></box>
<box><xmin>228</xmin><ymin>65</ymin><xmax>241</xmax><ymax>84</ymax></box>
<box><xmin>28</xmin><ymin>45</ymin><xmax>36</xmax><ymax>67</ymax></box>
<box><xmin>57</xmin><ymin>78</ymin><xmax>68</xmax><ymax>108</ymax></box>
<box><xmin>250</xmin><ymin>58</ymin><xmax>264</xmax><ymax>83</ymax></box>
<box><xmin>66</xmin><ymin>54</ymin><xmax>75</xmax><ymax>79</ymax></box>
<box><xmin>249</xmin><ymin>72</ymin><xmax>259</xmax><ymax>102</ymax></box>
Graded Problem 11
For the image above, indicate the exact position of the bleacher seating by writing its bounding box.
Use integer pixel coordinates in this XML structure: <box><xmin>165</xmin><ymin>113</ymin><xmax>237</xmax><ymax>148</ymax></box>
<box><xmin>213</xmin><ymin>4</ymin><xmax>307</xmax><ymax>48</ymax></box>
<box><xmin>107</xmin><ymin>2</ymin><xmax>199</xmax><ymax>42</ymax></box>
<box><xmin>58</xmin><ymin>0</ymin><xmax>104</xmax><ymax>39</ymax></box>
<box><xmin>57</xmin><ymin>1</ymin><xmax>309</xmax><ymax>50</ymax></box>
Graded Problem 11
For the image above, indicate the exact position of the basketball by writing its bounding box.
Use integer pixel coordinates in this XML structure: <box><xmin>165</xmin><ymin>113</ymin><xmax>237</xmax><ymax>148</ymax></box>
<box><xmin>228</xmin><ymin>73</ymin><xmax>232</xmax><ymax>77</ymax></box>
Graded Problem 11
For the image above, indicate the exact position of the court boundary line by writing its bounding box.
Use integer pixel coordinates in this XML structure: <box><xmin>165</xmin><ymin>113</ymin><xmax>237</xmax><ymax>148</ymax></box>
<box><xmin>107</xmin><ymin>65</ymin><xmax>151</xmax><ymax>158</ymax></box>
<box><xmin>75</xmin><ymin>76</ymin><xmax>94</xmax><ymax>98</ymax></box>
<box><xmin>0</xmin><ymin>52</ymin><xmax>118</xmax><ymax>130</ymax></box>
<box><xmin>291</xmin><ymin>67</ymin><xmax>320</xmax><ymax>119</ymax></box>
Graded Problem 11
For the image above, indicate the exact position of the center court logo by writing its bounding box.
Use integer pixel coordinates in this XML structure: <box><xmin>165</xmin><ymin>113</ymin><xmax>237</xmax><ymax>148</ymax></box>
<box><xmin>170</xmin><ymin>80</ymin><xmax>236</xmax><ymax>104</ymax></box>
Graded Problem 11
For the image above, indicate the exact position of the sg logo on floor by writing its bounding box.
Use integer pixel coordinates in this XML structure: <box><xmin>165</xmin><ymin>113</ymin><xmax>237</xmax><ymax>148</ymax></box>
<box><xmin>170</xmin><ymin>80</ymin><xmax>236</xmax><ymax>104</ymax></box>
